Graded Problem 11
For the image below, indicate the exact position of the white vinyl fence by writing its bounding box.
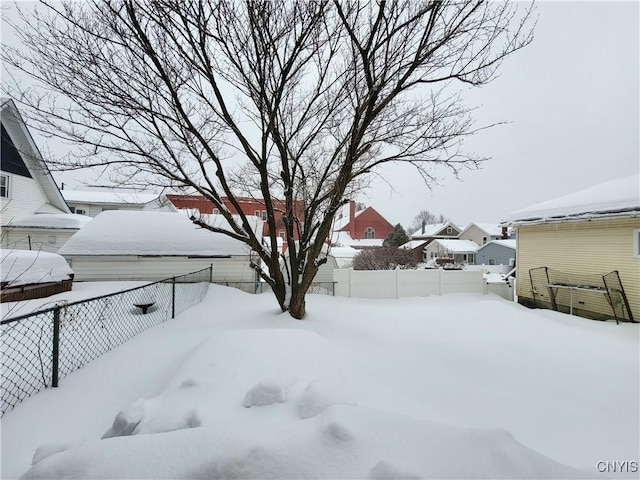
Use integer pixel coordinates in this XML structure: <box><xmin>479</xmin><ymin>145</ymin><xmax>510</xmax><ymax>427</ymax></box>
<box><xmin>334</xmin><ymin>269</ymin><xmax>514</xmax><ymax>301</ymax></box>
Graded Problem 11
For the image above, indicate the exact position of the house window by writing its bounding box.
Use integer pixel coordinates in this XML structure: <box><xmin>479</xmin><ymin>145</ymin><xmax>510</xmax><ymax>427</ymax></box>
<box><xmin>364</xmin><ymin>227</ymin><xmax>375</xmax><ymax>239</ymax></box>
<box><xmin>446</xmin><ymin>226</ymin><xmax>452</xmax><ymax>234</ymax></box>
<box><xmin>262</xmin><ymin>210</ymin><xmax>267</xmax><ymax>221</ymax></box>
<box><xmin>255</xmin><ymin>210</ymin><xmax>261</xmax><ymax>218</ymax></box>
<box><xmin>509</xmin><ymin>258</ymin><xmax>515</xmax><ymax>267</ymax></box>
<box><xmin>489</xmin><ymin>258</ymin><xmax>496</xmax><ymax>265</ymax></box>
<box><xmin>213</xmin><ymin>208</ymin><xmax>219</xmax><ymax>215</ymax></box>
<box><xmin>279</xmin><ymin>231</ymin><xmax>285</xmax><ymax>239</ymax></box>
<box><xmin>634</xmin><ymin>229</ymin><xmax>640</xmax><ymax>257</ymax></box>
<box><xmin>482</xmin><ymin>236</ymin><xmax>487</xmax><ymax>244</ymax></box>
<box><xmin>468</xmin><ymin>253</ymin><xmax>474</xmax><ymax>264</ymax></box>
<box><xmin>0</xmin><ymin>174</ymin><xmax>9</xmax><ymax>198</ymax></box>
<box><xmin>76</xmin><ymin>209</ymin><xmax>86</xmax><ymax>215</ymax></box>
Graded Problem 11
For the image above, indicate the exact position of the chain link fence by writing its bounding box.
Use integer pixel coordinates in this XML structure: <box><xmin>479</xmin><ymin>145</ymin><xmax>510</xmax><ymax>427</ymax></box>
<box><xmin>1</xmin><ymin>266</ymin><xmax>212</xmax><ymax>416</ymax></box>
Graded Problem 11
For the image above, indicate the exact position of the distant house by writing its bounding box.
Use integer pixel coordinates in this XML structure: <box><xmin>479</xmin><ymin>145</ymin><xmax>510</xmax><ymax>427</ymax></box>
<box><xmin>62</xmin><ymin>189</ymin><xmax>176</xmax><ymax>217</ymax></box>
<box><xmin>423</xmin><ymin>239</ymin><xmax>480</xmax><ymax>265</ymax></box>
<box><xmin>400</xmin><ymin>239</ymin><xmax>431</xmax><ymax>264</ymax></box>
<box><xmin>410</xmin><ymin>222</ymin><xmax>461</xmax><ymax>242</ymax></box>
<box><xmin>58</xmin><ymin>211</ymin><xmax>263</xmax><ymax>291</ymax></box>
<box><xmin>166</xmin><ymin>194</ymin><xmax>305</xmax><ymax>246</ymax></box>
<box><xmin>475</xmin><ymin>239</ymin><xmax>516</xmax><ymax>266</ymax></box>
<box><xmin>331</xmin><ymin>201</ymin><xmax>394</xmax><ymax>249</ymax></box>
<box><xmin>501</xmin><ymin>175</ymin><xmax>639</xmax><ymax>322</ymax></box>
<box><xmin>459</xmin><ymin>223</ymin><xmax>506</xmax><ymax>246</ymax></box>
<box><xmin>2</xmin><ymin>213</ymin><xmax>92</xmax><ymax>253</ymax></box>
<box><xmin>1</xmin><ymin>99</ymin><xmax>71</xmax><ymax>223</ymax></box>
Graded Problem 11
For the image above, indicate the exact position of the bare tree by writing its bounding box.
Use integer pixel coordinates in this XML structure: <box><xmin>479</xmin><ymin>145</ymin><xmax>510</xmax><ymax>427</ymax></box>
<box><xmin>407</xmin><ymin>210</ymin><xmax>450</xmax><ymax>235</ymax></box>
<box><xmin>2</xmin><ymin>1</ymin><xmax>534</xmax><ymax>319</ymax></box>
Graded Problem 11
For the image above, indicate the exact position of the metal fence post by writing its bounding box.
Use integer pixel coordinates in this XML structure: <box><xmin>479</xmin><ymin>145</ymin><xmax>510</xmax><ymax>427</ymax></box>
<box><xmin>171</xmin><ymin>277</ymin><xmax>176</xmax><ymax>319</ymax></box>
<box><xmin>210</xmin><ymin>264</ymin><xmax>213</xmax><ymax>283</ymax></box>
<box><xmin>52</xmin><ymin>307</ymin><xmax>60</xmax><ymax>388</ymax></box>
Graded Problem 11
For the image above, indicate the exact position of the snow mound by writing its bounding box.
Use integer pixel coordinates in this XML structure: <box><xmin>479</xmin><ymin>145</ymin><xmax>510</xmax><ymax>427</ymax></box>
<box><xmin>1</xmin><ymin>249</ymin><xmax>73</xmax><ymax>287</ymax></box>
<box><xmin>31</xmin><ymin>438</ymin><xmax>86</xmax><ymax>466</ymax></box>
<box><xmin>297</xmin><ymin>378</ymin><xmax>357</xmax><ymax>419</ymax></box>
<box><xmin>369</xmin><ymin>460</ymin><xmax>421</xmax><ymax>479</ymax></box>
<box><xmin>243</xmin><ymin>380</ymin><xmax>287</xmax><ymax>407</ymax></box>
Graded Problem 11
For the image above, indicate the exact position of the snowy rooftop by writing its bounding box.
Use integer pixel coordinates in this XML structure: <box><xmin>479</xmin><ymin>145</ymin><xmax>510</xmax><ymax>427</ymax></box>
<box><xmin>430</xmin><ymin>239</ymin><xmax>480</xmax><ymax>253</ymax></box>
<box><xmin>463</xmin><ymin>222</ymin><xmax>503</xmax><ymax>237</ymax></box>
<box><xmin>62</xmin><ymin>190</ymin><xmax>161</xmax><ymax>205</ymax></box>
<box><xmin>10</xmin><ymin>214</ymin><xmax>93</xmax><ymax>230</ymax></box>
<box><xmin>332</xmin><ymin>203</ymin><xmax>365</xmax><ymax>231</ymax></box>
<box><xmin>1</xmin><ymin>250</ymin><xmax>73</xmax><ymax>288</ymax></box>
<box><xmin>330</xmin><ymin>231</ymin><xmax>384</xmax><ymax>248</ymax></box>
<box><xmin>479</xmin><ymin>239</ymin><xmax>517</xmax><ymax>250</ymax></box>
<box><xmin>400</xmin><ymin>239</ymin><xmax>428</xmax><ymax>250</ymax></box>
<box><xmin>502</xmin><ymin>174</ymin><xmax>640</xmax><ymax>226</ymax></box>
<box><xmin>410</xmin><ymin>222</ymin><xmax>460</xmax><ymax>238</ymax></box>
<box><xmin>58</xmin><ymin>211</ymin><xmax>262</xmax><ymax>257</ymax></box>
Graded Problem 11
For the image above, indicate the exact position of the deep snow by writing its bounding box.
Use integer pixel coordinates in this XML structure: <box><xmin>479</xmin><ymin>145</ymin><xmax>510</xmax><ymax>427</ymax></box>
<box><xmin>1</xmin><ymin>286</ymin><xmax>638</xmax><ymax>479</ymax></box>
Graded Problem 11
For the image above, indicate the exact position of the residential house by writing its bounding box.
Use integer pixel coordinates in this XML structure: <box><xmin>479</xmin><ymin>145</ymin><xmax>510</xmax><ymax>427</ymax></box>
<box><xmin>423</xmin><ymin>239</ymin><xmax>480</xmax><ymax>265</ymax></box>
<box><xmin>3</xmin><ymin>213</ymin><xmax>92</xmax><ymax>253</ymax></box>
<box><xmin>331</xmin><ymin>201</ymin><xmax>394</xmax><ymax>249</ymax></box>
<box><xmin>0</xmin><ymin>99</ymin><xmax>94</xmax><ymax>253</ymax></box>
<box><xmin>58</xmin><ymin>211</ymin><xmax>263</xmax><ymax>292</ymax></box>
<box><xmin>167</xmin><ymin>194</ymin><xmax>304</xmax><ymax>246</ymax></box>
<box><xmin>459</xmin><ymin>222</ymin><xmax>506</xmax><ymax>246</ymax></box>
<box><xmin>1</xmin><ymin>99</ymin><xmax>71</xmax><ymax>223</ymax></box>
<box><xmin>62</xmin><ymin>189</ymin><xmax>176</xmax><ymax>217</ymax></box>
<box><xmin>410</xmin><ymin>221</ymin><xmax>462</xmax><ymax>242</ymax></box>
<box><xmin>501</xmin><ymin>175</ymin><xmax>639</xmax><ymax>322</ymax></box>
<box><xmin>475</xmin><ymin>239</ymin><xmax>516</xmax><ymax>266</ymax></box>
<box><xmin>400</xmin><ymin>239</ymin><xmax>431</xmax><ymax>264</ymax></box>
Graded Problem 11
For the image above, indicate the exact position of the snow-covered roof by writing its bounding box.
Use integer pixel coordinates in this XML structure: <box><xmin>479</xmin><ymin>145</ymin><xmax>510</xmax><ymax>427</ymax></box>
<box><xmin>62</xmin><ymin>190</ymin><xmax>162</xmax><ymax>206</ymax></box>
<box><xmin>461</xmin><ymin>222</ymin><xmax>503</xmax><ymax>237</ymax></box>
<box><xmin>478</xmin><ymin>239</ymin><xmax>517</xmax><ymax>251</ymax></box>
<box><xmin>330</xmin><ymin>231</ymin><xmax>384</xmax><ymax>248</ymax></box>
<box><xmin>400</xmin><ymin>240</ymin><xmax>428</xmax><ymax>250</ymax></box>
<box><xmin>10</xmin><ymin>214</ymin><xmax>93</xmax><ymax>230</ymax></box>
<box><xmin>58</xmin><ymin>211</ymin><xmax>262</xmax><ymax>257</ymax></box>
<box><xmin>410</xmin><ymin>222</ymin><xmax>461</xmax><ymax>238</ymax></box>
<box><xmin>1</xmin><ymin>250</ymin><xmax>73</xmax><ymax>288</ymax></box>
<box><xmin>332</xmin><ymin>203</ymin><xmax>366</xmax><ymax>232</ymax></box>
<box><xmin>327</xmin><ymin>246</ymin><xmax>358</xmax><ymax>268</ymax></box>
<box><xmin>428</xmin><ymin>239</ymin><xmax>480</xmax><ymax>253</ymax></box>
<box><xmin>502</xmin><ymin>175</ymin><xmax>640</xmax><ymax>226</ymax></box>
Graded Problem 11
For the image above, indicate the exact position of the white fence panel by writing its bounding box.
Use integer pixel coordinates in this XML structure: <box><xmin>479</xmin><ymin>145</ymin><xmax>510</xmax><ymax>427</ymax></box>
<box><xmin>441</xmin><ymin>270</ymin><xmax>484</xmax><ymax>295</ymax></box>
<box><xmin>397</xmin><ymin>270</ymin><xmax>441</xmax><ymax>297</ymax></box>
<box><xmin>350</xmin><ymin>270</ymin><xmax>398</xmax><ymax>299</ymax></box>
<box><xmin>334</xmin><ymin>269</ymin><xmax>492</xmax><ymax>299</ymax></box>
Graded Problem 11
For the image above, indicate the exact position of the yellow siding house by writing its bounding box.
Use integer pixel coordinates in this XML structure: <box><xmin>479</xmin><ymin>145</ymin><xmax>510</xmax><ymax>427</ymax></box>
<box><xmin>502</xmin><ymin>175</ymin><xmax>639</xmax><ymax>322</ymax></box>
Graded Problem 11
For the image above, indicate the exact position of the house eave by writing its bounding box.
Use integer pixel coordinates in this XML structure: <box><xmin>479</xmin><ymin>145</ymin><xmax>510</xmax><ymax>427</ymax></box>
<box><xmin>502</xmin><ymin>209</ymin><xmax>640</xmax><ymax>228</ymax></box>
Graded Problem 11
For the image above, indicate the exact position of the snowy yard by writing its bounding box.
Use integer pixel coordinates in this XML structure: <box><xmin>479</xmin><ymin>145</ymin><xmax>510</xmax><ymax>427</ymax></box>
<box><xmin>1</xmin><ymin>285</ymin><xmax>638</xmax><ymax>479</ymax></box>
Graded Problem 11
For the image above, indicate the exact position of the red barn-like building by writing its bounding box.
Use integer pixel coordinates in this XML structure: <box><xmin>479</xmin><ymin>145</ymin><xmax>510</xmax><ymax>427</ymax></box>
<box><xmin>332</xmin><ymin>201</ymin><xmax>394</xmax><ymax>248</ymax></box>
<box><xmin>166</xmin><ymin>195</ymin><xmax>304</xmax><ymax>243</ymax></box>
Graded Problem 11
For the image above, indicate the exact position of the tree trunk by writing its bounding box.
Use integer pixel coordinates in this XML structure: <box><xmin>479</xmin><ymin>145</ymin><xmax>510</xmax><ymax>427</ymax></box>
<box><xmin>288</xmin><ymin>289</ymin><xmax>306</xmax><ymax>320</ymax></box>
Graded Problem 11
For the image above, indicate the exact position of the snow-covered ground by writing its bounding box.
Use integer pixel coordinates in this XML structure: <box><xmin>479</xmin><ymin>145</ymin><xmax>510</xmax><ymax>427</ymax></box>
<box><xmin>1</xmin><ymin>285</ymin><xmax>638</xmax><ymax>479</ymax></box>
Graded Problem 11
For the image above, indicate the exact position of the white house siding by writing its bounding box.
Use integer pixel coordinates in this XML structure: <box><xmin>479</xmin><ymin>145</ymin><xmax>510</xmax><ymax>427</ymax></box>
<box><xmin>64</xmin><ymin>256</ymin><xmax>257</xmax><ymax>289</ymax></box>
<box><xmin>66</xmin><ymin>202</ymin><xmax>145</xmax><ymax>217</ymax></box>
<box><xmin>2</xmin><ymin>228</ymin><xmax>78</xmax><ymax>253</ymax></box>
<box><xmin>0</xmin><ymin>174</ymin><xmax>55</xmax><ymax>224</ymax></box>
<box><xmin>515</xmin><ymin>217</ymin><xmax>640</xmax><ymax>321</ymax></box>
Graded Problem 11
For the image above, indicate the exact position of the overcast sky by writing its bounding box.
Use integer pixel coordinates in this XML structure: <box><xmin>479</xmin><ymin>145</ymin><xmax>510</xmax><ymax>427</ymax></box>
<box><xmin>2</xmin><ymin>1</ymin><xmax>639</xmax><ymax>230</ymax></box>
<box><xmin>371</xmin><ymin>1</ymin><xmax>639</xmax><ymax>229</ymax></box>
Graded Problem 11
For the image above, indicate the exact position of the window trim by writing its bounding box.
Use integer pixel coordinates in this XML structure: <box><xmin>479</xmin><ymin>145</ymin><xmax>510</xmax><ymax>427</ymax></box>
<box><xmin>364</xmin><ymin>226</ymin><xmax>375</xmax><ymax>239</ymax></box>
<box><xmin>0</xmin><ymin>173</ymin><xmax>10</xmax><ymax>199</ymax></box>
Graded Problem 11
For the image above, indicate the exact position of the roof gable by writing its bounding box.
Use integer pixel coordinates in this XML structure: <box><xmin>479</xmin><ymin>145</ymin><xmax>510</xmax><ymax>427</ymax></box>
<box><xmin>411</xmin><ymin>222</ymin><xmax>461</xmax><ymax>238</ymax></box>
<box><xmin>0</xmin><ymin>99</ymin><xmax>70</xmax><ymax>214</ymax></box>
